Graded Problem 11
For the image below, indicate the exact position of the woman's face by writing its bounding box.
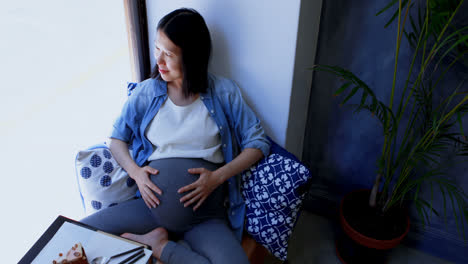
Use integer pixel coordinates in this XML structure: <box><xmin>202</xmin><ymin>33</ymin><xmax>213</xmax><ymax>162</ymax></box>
<box><xmin>155</xmin><ymin>30</ymin><xmax>183</xmax><ymax>86</ymax></box>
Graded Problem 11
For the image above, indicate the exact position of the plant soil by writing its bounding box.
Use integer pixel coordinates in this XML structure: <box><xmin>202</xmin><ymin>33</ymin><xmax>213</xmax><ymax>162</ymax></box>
<box><xmin>342</xmin><ymin>190</ymin><xmax>408</xmax><ymax>240</ymax></box>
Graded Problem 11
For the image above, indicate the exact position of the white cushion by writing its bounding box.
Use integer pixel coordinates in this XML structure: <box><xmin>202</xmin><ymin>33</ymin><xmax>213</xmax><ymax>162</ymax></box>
<box><xmin>75</xmin><ymin>144</ymin><xmax>137</xmax><ymax>215</ymax></box>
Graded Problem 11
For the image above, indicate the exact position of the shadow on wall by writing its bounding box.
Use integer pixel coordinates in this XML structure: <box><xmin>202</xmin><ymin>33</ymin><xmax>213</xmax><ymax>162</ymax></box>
<box><xmin>209</xmin><ymin>23</ymin><xmax>233</xmax><ymax>79</ymax></box>
<box><xmin>205</xmin><ymin>3</ymin><xmax>276</xmax><ymax>139</ymax></box>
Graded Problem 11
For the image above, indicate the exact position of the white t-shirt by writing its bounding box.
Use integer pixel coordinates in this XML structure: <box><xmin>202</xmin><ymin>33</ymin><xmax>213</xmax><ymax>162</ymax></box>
<box><xmin>145</xmin><ymin>96</ymin><xmax>224</xmax><ymax>163</ymax></box>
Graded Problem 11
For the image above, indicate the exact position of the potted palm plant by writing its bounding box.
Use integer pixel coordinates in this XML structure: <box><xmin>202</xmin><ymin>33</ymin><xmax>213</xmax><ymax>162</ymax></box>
<box><xmin>315</xmin><ymin>0</ymin><xmax>468</xmax><ymax>262</ymax></box>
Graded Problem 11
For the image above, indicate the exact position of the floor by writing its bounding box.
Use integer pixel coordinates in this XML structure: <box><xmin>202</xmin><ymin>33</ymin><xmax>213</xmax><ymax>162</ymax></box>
<box><xmin>262</xmin><ymin>212</ymin><xmax>453</xmax><ymax>264</ymax></box>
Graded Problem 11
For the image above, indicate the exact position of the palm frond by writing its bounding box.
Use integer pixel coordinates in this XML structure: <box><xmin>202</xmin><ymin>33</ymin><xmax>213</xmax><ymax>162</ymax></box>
<box><xmin>377</xmin><ymin>0</ymin><xmax>411</xmax><ymax>28</ymax></box>
<box><xmin>313</xmin><ymin>65</ymin><xmax>398</xmax><ymax>136</ymax></box>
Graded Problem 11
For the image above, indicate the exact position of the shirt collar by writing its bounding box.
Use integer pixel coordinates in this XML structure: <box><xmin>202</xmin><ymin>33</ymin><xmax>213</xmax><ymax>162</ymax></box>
<box><xmin>200</xmin><ymin>75</ymin><xmax>214</xmax><ymax>100</ymax></box>
<box><xmin>154</xmin><ymin>75</ymin><xmax>214</xmax><ymax>100</ymax></box>
<box><xmin>153</xmin><ymin>76</ymin><xmax>168</xmax><ymax>97</ymax></box>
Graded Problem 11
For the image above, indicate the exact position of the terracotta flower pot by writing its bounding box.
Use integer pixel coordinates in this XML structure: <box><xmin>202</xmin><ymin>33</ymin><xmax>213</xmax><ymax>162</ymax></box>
<box><xmin>336</xmin><ymin>189</ymin><xmax>410</xmax><ymax>263</ymax></box>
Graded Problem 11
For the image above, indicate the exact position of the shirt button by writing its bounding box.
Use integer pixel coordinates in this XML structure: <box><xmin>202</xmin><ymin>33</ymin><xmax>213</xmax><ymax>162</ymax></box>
<box><xmin>219</xmin><ymin>126</ymin><xmax>223</xmax><ymax>130</ymax></box>
<box><xmin>200</xmin><ymin>96</ymin><xmax>204</xmax><ymax>99</ymax></box>
<box><xmin>223</xmin><ymin>144</ymin><xmax>226</xmax><ymax>148</ymax></box>
<box><xmin>231</xmin><ymin>212</ymin><xmax>235</xmax><ymax>216</ymax></box>
<box><xmin>211</xmin><ymin>110</ymin><xmax>215</xmax><ymax>114</ymax></box>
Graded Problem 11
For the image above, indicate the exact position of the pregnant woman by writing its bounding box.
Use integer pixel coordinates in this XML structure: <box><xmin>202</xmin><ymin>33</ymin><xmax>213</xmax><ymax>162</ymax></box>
<box><xmin>80</xmin><ymin>8</ymin><xmax>270</xmax><ymax>264</ymax></box>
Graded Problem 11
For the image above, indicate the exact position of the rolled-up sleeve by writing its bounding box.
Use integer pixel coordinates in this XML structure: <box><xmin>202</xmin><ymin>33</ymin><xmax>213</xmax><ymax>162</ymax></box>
<box><xmin>109</xmin><ymin>85</ymin><xmax>143</xmax><ymax>143</ymax></box>
<box><xmin>110</xmin><ymin>115</ymin><xmax>132</xmax><ymax>142</ymax></box>
<box><xmin>227</xmin><ymin>80</ymin><xmax>270</xmax><ymax>157</ymax></box>
<box><xmin>241</xmin><ymin>123</ymin><xmax>270</xmax><ymax>157</ymax></box>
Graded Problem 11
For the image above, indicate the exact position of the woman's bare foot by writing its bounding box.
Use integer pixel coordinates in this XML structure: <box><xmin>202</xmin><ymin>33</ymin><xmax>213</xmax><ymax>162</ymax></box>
<box><xmin>121</xmin><ymin>227</ymin><xmax>169</xmax><ymax>261</ymax></box>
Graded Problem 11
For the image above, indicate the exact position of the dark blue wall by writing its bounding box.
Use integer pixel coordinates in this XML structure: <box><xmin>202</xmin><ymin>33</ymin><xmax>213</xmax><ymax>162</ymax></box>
<box><xmin>303</xmin><ymin>1</ymin><xmax>468</xmax><ymax>263</ymax></box>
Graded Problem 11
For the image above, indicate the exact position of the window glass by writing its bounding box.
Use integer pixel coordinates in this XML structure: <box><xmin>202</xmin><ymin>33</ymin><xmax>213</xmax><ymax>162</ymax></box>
<box><xmin>0</xmin><ymin>1</ymin><xmax>131</xmax><ymax>262</ymax></box>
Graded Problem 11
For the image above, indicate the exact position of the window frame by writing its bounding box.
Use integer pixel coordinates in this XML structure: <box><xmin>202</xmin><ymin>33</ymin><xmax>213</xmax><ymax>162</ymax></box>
<box><xmin>124</xmin><ymin>0</ymin><xmax>150</xmax><ymax>82</ymax></box>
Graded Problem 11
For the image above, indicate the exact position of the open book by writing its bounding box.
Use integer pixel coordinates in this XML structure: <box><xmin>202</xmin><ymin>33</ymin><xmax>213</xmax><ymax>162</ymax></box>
<box><xmin>19</xmin><ymin>215</ymin><xmax>152</xmax><ymax>264</ymax></box>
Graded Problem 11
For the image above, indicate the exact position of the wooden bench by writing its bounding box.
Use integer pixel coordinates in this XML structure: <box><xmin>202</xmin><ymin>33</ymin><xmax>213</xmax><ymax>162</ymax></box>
<box><xmin>242</xmin><ymin>233</ymin><xmax>269</xmax><ymax>264</ymax></box>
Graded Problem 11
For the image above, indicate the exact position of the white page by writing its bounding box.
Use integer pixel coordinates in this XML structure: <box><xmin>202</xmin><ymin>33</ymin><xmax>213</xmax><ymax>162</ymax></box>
<box><xmin>32</xmin><ymin>222</ymin><xmax>151</xmax><ymax>264</ymax></box>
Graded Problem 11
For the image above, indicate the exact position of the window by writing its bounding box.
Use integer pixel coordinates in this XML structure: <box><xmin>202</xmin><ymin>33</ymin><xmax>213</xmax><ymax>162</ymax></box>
<box><xmin>1</xmin><ymin>1</ymin><xmax>131</xmax><ymax>262</ymax></box>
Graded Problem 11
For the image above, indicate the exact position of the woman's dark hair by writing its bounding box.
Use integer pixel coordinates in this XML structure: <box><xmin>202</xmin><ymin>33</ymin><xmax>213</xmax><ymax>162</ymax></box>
<box><xmin>151</xmin><ymin>8</ymin><xmax>212</xmax><ymax>97</ymax></box>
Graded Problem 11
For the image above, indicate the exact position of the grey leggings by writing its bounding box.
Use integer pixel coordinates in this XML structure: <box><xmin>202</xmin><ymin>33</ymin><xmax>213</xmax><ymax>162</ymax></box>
<box><xmin>80</xmin><ymin>158</ymin><xmax>249</xmax><ymax>264</ymax></box>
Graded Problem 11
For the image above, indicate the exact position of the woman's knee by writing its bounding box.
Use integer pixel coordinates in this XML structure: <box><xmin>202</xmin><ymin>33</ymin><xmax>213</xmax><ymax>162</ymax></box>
<box><xmin>80</xmin><ymin>198</ymin><xmax>157</xmax><ymax>235</ymax></box>
<box><xmin>184</xmin><ymin>219</ymin><xmax>249</xmax><ymax>264</ymax></box>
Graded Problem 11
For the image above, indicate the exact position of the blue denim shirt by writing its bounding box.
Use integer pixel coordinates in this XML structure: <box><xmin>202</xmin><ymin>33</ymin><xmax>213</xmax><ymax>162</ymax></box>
<box><xmin>110</xmin><ymin>73</ymin><xmax>270</xmax><ymax>240</ymax></box>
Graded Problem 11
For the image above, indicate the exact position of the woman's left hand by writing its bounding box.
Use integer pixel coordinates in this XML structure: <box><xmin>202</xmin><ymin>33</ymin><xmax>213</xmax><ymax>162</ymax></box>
<box><xmin>178</xmin><ymin>168</ymin><xmax>222</xmax><ymax>211</ymax></box>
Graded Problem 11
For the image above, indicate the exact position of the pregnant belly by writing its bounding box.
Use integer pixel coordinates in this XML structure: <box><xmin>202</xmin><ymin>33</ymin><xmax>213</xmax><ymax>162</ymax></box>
<box><xmin>147</xmin><ymin>158</ymin><xmax>225</xmax><ymax>233</ymax></box>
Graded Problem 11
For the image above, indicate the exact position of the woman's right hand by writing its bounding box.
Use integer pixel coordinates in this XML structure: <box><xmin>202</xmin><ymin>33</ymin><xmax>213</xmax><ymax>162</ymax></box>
<box><xmin>131</xmin><ymin>166</ymin><xmax>162</xmax><ymax>208</ymax></box>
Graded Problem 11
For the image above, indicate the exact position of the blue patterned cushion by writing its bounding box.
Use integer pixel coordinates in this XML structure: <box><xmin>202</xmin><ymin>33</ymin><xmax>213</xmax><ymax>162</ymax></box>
<box><xmin>75</xmin><ymin>143</ymin><xmax>137</xmax><ymax>215</ymax></box>
<box><xmin>241</xmin><ymin>140</ymin><xmax>312</xmax><ymax>260</ymax></box>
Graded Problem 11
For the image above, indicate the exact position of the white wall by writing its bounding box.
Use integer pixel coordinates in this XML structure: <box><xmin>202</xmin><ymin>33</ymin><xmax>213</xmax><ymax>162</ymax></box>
<box><xmin>146</xmin><ymin>0</ymin><xmax>322</xmax><ymax>157</ymax></box>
